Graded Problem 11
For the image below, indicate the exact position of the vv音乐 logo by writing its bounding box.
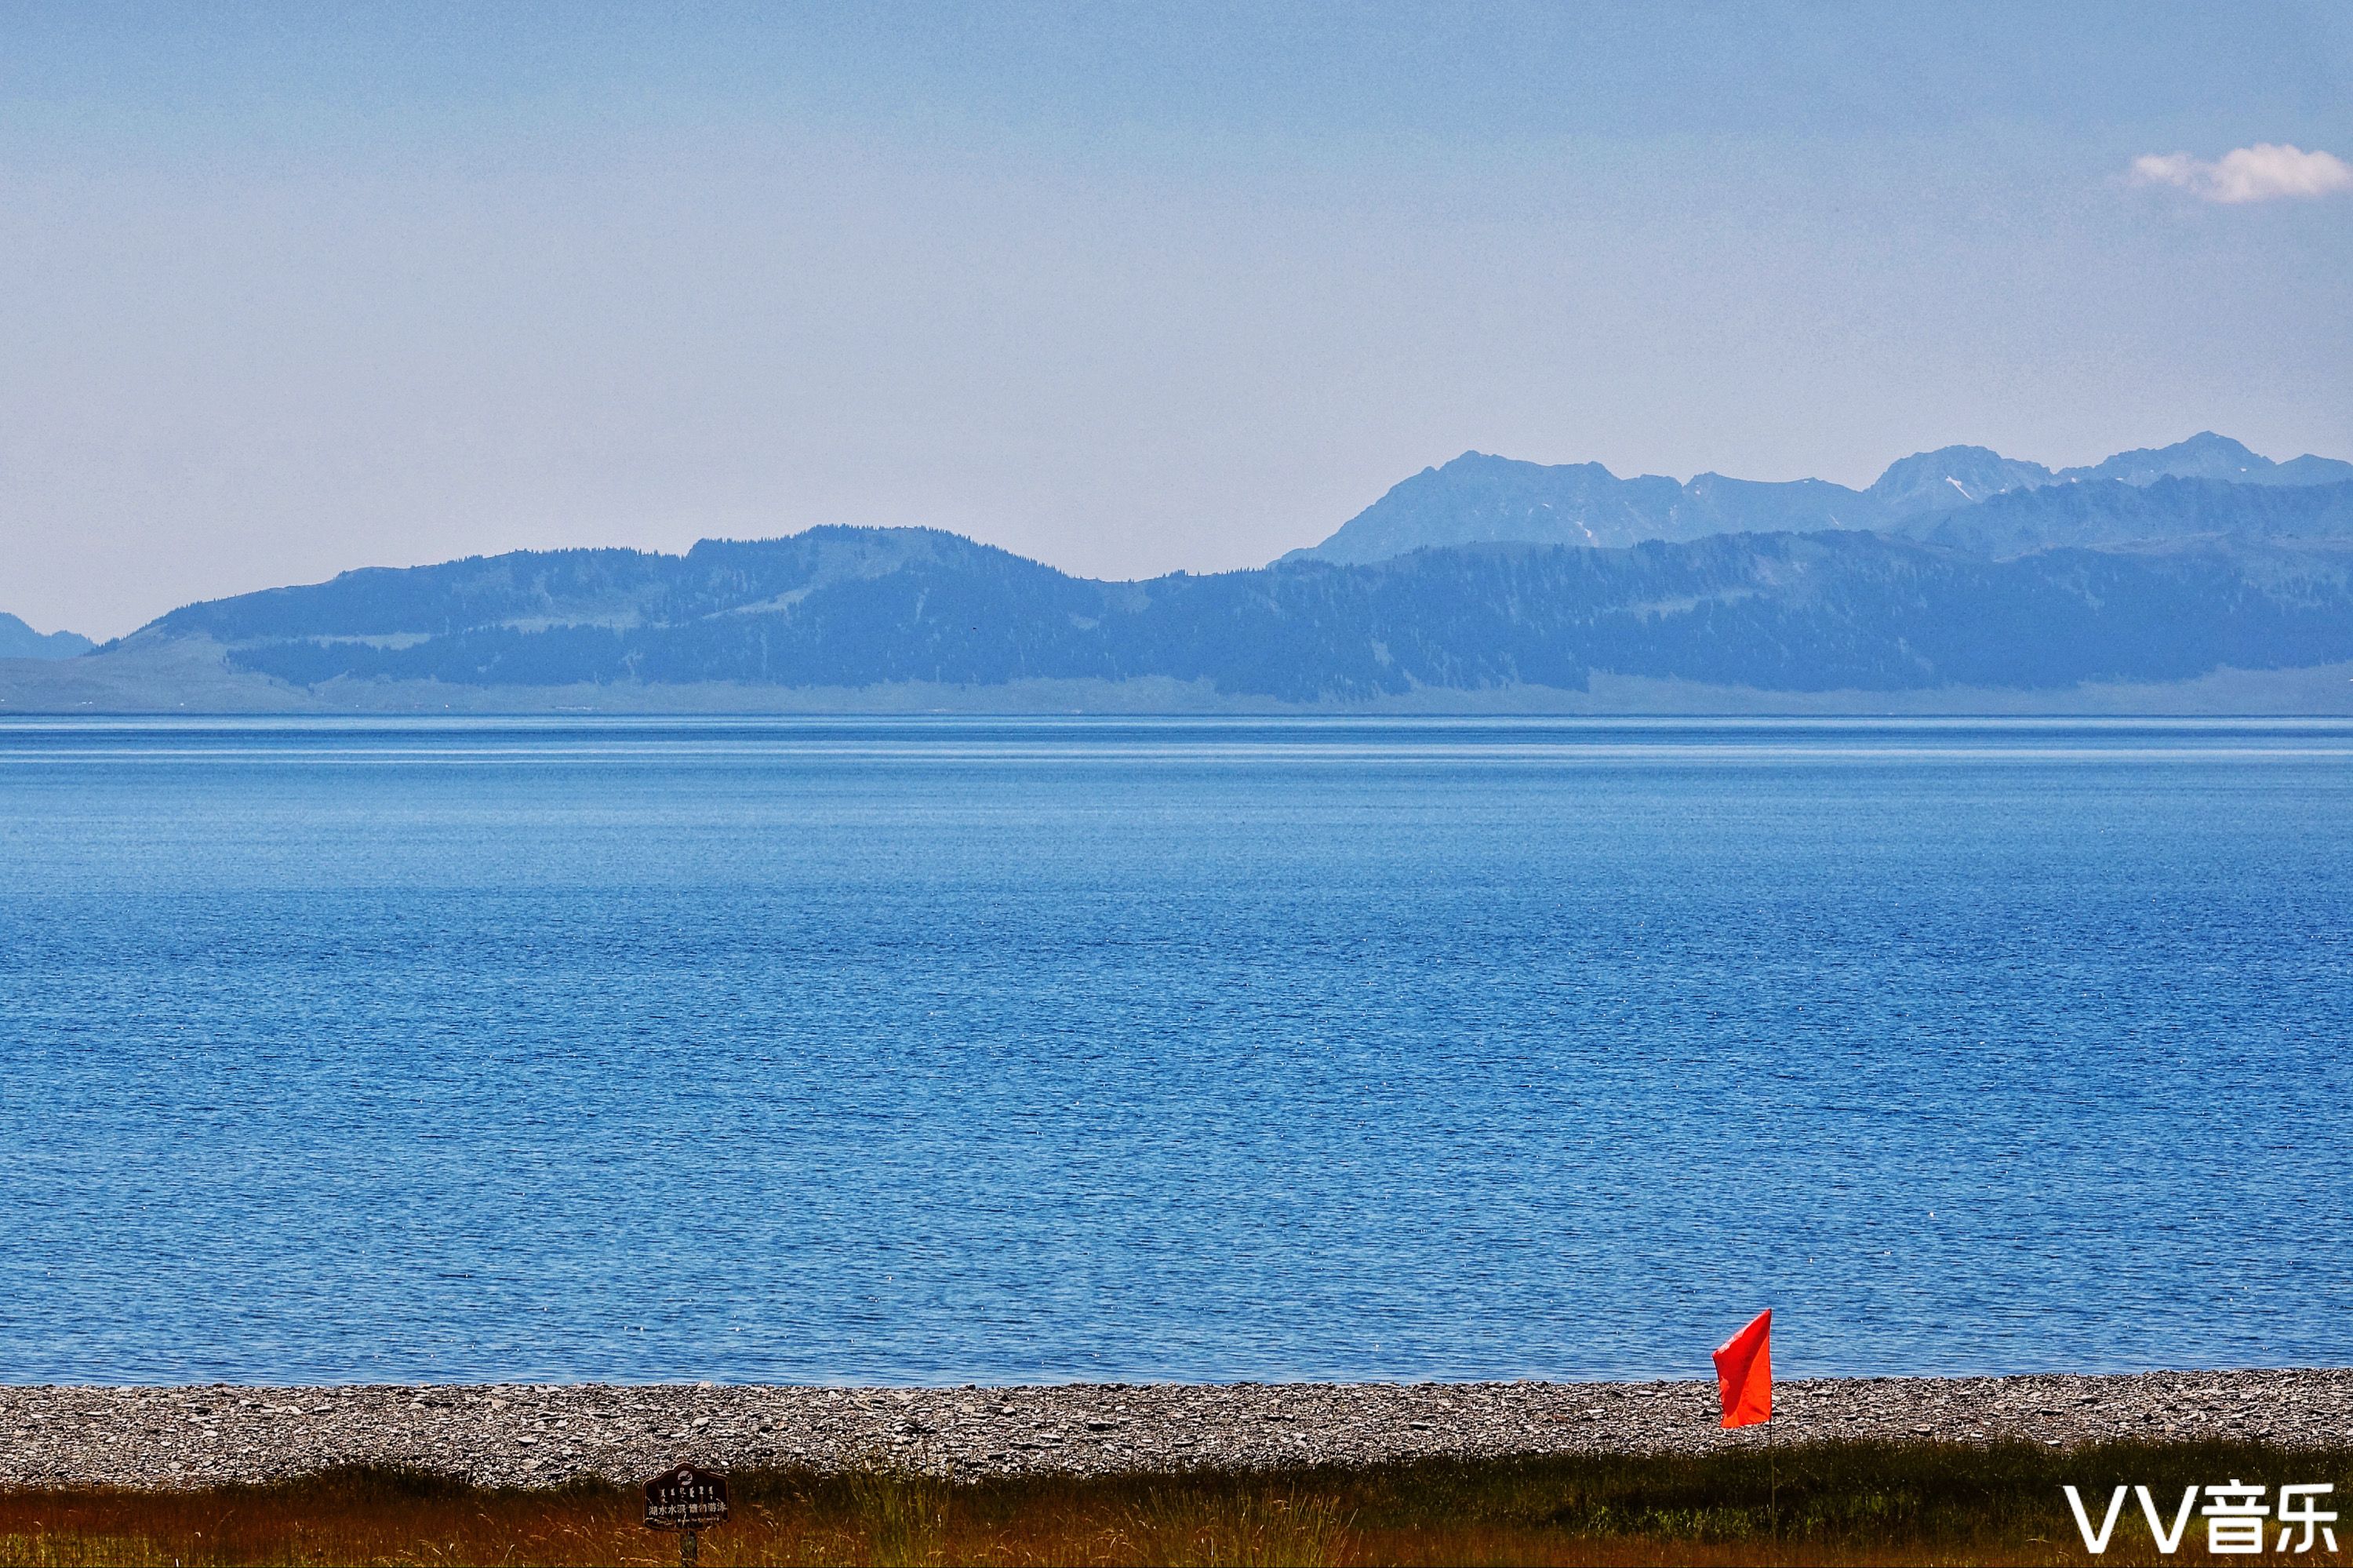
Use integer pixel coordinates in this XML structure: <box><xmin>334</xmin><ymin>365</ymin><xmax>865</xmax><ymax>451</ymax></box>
<box><xmin>2064</xmin><ymin>1481</ymin><xmax>2337</xmax><ymax>1555</ymax></box>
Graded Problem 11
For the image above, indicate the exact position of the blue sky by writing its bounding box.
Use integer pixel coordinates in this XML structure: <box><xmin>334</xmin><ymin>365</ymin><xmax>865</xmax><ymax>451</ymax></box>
<box><xmin>5</xmin><ymin>2</ymin><xmax>2350</xmax><ymax>634</ymax></box>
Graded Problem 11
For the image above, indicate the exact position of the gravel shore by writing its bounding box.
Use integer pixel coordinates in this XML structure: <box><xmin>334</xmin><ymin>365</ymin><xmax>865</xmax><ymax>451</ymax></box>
<box><xmin>5</xmin><ymin>1370</ymin><xmax>2350</xmax><ymax>1490</ymax></box>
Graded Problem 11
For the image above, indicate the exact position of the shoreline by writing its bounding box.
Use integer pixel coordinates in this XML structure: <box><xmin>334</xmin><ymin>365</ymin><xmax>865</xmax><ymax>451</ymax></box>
<box><xmin>9</xmin><ymin>635</ymin><xmax>2353</xmax><ymax>717</ymax></box>
<box><xmin>5</xmin><ymin>1368</ymin><xmax>2349</xmax><ymax>1490</ymax></box>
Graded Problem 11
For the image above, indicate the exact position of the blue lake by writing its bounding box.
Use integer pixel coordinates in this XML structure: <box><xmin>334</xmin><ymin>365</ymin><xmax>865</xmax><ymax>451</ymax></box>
<box><xmin>2</xmin><ymin>717</ymin><xmax>2349</xmax><ymax>1387</ymax></box>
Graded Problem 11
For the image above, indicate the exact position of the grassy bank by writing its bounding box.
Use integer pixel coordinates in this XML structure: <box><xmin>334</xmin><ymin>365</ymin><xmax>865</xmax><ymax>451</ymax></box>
<box><xmin>2</xmin><ymin>1439</ymin><xmax>2347</xmax><ymax>1566</ymax></box>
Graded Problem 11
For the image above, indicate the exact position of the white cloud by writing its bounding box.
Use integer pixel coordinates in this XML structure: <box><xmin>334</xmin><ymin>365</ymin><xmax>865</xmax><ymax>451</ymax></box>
<box><xmin>2128</xmin><ymin>143</ymin><xmax>2353</xmax><ymax>203</ymax></box>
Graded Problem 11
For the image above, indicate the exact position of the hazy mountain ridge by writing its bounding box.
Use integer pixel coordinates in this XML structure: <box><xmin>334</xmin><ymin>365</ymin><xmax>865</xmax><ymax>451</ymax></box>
<box><xmin>1298</xmin><ymin>434</ymin><xmax>2353</xmax><ymax>563</ymax></box>
<box><xmin>1291</xmin><ymin>453</ymin><xmax>1889</xmax><ymax>562</ymax></box>
<box><xmin>1866</xmin><ymin>446</ymin><xmax>2058</xmax><ymax>513</ymax></box>
<box><xmin>2056</xmin><ymin>432</ymin><xmax>2353</xmax><ymax>489</ymax></box>
<box><xmin>81</xmin><ymin>523</ymin><xmax>2353</xmax><ymax>704</ymax></box>
<box><xmin>0</xmin><ymin>613</ymin><xmax>93</xmax><ymax>660</ymax></box>
<box><xmin>1919</xmin><ymin>477</ymin><xmax>2353</xmax><ymax>558</ymax></box>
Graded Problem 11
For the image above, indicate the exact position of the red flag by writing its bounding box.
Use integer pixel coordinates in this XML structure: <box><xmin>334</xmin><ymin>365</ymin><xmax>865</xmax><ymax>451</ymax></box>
<box><xmin>1712</xmin><ymin>1309</ymin><xmax>1772</xmax><ymax>1429</ymax></box>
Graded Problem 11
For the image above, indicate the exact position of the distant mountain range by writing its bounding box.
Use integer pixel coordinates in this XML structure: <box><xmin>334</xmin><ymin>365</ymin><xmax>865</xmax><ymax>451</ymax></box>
<box><xmin>5</xmin><ymin>433</ymin><xmax>2353</xmax><ymax>713</ymax></box>
<box><xmin>117</xmin><ymin>519</ymin><xmax>2353</xmax><ymax>701</ymax></box>
<box><xmin>1294</xmin><ymin>432</ymin><xmax>2353</xmax><ymax>563</ymax></box>
<box><xmin>0</xmin><ymin>613</ymin><xmax>93</xmax><ymax>661</ymax></box>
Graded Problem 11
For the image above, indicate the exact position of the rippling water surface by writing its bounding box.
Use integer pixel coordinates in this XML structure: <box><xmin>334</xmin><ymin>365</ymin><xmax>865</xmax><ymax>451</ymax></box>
<box><xmin>2</xmin><ymin>717</ymin><xmax>2348</xmax><ymax>1384</ymax></box>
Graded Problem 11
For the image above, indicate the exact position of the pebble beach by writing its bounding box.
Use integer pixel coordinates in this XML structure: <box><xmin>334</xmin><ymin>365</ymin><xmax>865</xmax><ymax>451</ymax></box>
<box><xmin>5</xmin><ymin>1369</ymin><xmax>2350</xmax><ymax>1490</ymax></box>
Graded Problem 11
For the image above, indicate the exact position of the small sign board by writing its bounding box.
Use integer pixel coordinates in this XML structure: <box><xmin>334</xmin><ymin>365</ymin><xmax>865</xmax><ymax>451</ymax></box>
<box><xmin>643</xmin><ymin>1464</ymin><xmax>729</xmax><ymax>1531</ymax></box>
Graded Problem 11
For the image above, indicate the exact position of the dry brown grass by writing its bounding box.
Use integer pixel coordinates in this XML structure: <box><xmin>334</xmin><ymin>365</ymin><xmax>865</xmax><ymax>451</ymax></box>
<box><xmin>2</xmin><ymin>1439</ymin><xmax>2347</xmax><ymax>1566</ymax></box>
